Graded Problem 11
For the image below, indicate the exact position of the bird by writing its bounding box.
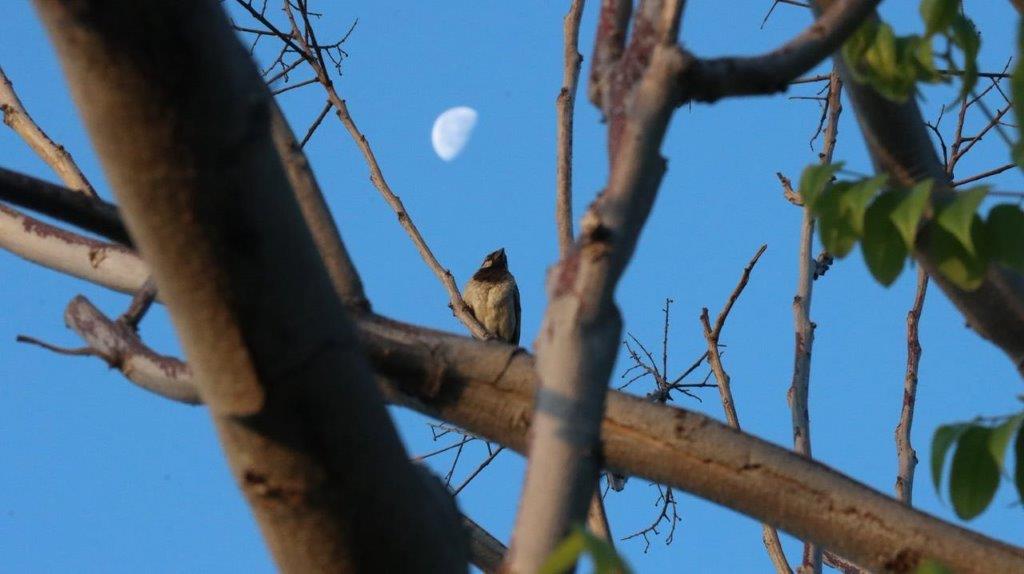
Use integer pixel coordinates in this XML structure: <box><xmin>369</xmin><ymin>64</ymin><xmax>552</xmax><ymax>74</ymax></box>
<box><xmin>463</xmin><ymin>247</ymin><xmax>521</xmax><ymax>345</ymax></box>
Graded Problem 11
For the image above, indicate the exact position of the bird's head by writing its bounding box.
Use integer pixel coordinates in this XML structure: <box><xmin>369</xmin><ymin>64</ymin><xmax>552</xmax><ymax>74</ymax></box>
<box><xmin>480</xmin><ymin>248</ymin><xmax>507</xmax><ymax>270</ymax></box>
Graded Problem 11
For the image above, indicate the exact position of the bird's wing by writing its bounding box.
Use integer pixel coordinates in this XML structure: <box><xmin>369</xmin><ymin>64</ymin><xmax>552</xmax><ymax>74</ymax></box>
<box><xmin>512</xmin><ymin>280</ymin><xmax>521</xmax><ymax>346</ymax></box>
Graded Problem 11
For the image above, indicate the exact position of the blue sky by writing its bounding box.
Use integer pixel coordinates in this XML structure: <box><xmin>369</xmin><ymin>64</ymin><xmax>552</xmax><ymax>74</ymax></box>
<box><xmin>1</xmin><ymin>1</ymin><xmax>1021</xmax><ymax>572</ymax></box>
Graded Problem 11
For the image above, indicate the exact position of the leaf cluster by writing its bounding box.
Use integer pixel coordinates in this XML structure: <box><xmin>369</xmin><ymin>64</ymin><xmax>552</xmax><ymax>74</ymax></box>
<box><xmin>842</xmin><ymin>0</ymin><xmax>979</xmax><ymax>102</ymax></box>
<box><xmin>799</xmin><ymin>163</ymin><xmax>1024</xmax><ymax>290</ymax></box>
<box><xmin>931</xmin><ymin>412</ymin><xmax>1024</xmax><ymax>520</ymax></box>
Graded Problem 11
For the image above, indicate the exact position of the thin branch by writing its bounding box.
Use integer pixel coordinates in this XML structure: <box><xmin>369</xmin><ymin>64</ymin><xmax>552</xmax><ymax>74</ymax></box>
<box><xmin>120</xmin><ymin>277</ymin><xmax>158</xmax><ymax>330</ymax></box>
<box><xmin>0</xmin><ymin>66</ymin><xmax>97</xmax><ymax>197</ymax></box>
<box><xmin>895</xmin><ymin>267</ymin><xmax>928</xmax><ymax>505</ymax></box>
<box><xmin>556</xmin><ymin>0</ymin><xmax>586</xmax><ymax>257</ymax></box>
<box><xmin>790</xmin><ymin>65</ymin><xmax>841</xmax><ymax>574</ymax></box>
<box><xmin>20</xmin><ymin>295</ymin><xmax>199</xmax><ymax>404</ymax></box>
<box><xmin>269</xmin><ymin>76</ymin><xmax>318</xmax><ymax>95</ymax></box>
<box><xmin>952</xmin><ymin>163</ymin><xmax>1017</xmax><ymax>187</ymax></box>
<box><xmin>699</xmin><ymin>244</ymin><xmax>792</xmax><ymax>573</ymax></box>
<box><xmin>299</xmin><ymin>100</ymin><xmax>332</xmax><ymax>148</ymax></box>
<box><xmin>451</xmin><ymin>446</ymin><xmax>505</xmax><ymax>496</ymax></box>
<box><xmin>621</xmin><ymin>484</ymin><xmax>681</xmax><ymax>552</ymax></box>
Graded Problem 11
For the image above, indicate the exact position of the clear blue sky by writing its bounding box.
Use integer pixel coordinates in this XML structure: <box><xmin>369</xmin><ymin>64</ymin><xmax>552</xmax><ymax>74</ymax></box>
<box><xmin>1</xmin><ymin>1</ymin><xmax>1021</xmax><ymax>572</ymax></box>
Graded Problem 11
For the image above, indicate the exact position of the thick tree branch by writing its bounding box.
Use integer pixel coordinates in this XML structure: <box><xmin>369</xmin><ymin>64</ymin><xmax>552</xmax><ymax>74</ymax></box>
<box><xmin>5</xmin><ymin>204</ymin><xmax>1023</xmax><ymax>571</ymax></box>
<box><xmin>677</xmin><ymin>0</ymin><xmax>879</xmax><ymax>103</ymax></box>
<box><xmin>508</xmin><ymin>3</ymin><xmax>686</xmax><ymax>569</ymax></box>
<box><xmin>32</xmin><ymin>1</ymin><xmax>465</xmax><ymax>572</ymax></box>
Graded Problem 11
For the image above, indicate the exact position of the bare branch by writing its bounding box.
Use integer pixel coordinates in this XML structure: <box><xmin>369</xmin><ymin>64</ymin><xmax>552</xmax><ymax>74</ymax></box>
<box><xmin>0</xmin><ymin>66</ymin><xmax>96</xmax><ymax>197</ymax></box>
<box><xmin>556</xmin><ymin>0</ymin><xmax>586</xmax><ymax>257</ymax></box>
<box><xmin>699</xmin><ymin>244</ymin><xmax>791</xmax><ymax>573</ymax></box>
<box><xmin>7</xmin><ymin>228</ymin><xmax>1024</xmax><ymax>573</ymax></box>
<box><xmin>679</xmin><ymin>0</ymin><xmax>880</xmax><ymax>103</ymax></box>
<box><xmin>790</xmin><ymin>65</ymin><xmax>841</xmax><ymax>574</ymax></box>
<box><xmin>509</xmin><ymin>2</ymin><xmax>688</xmax><ymax>567</ymax></box>
<box><xmin>952</xmin><ymin>163</ymin><xmax>1017</xmax><ymax>187</ymax></box>
<box><xmin>0</xmin><ymin>203</ymin><xmax>148</xmax><ymax>294</ymax></box>
<box><xmin>895</xmin><ymin>267</ymin><xmax>928</xmax><ymax>505</ymax></box>
<box><xmin>120</xmin><ymin>277</ymin><xmax>157</xmax><ymax>329</ymax></box>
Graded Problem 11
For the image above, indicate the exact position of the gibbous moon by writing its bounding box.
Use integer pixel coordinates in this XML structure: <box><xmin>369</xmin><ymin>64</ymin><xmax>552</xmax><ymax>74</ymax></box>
<box><xmin>431</xmin><ymin>106</ymin><xmax>478</xmax><ymax>161</ymax></box>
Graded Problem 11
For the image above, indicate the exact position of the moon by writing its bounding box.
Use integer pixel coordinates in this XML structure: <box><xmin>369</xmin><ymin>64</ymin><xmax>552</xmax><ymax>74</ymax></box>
<box><xmin>431</xmin><ymin>106</ymin><xmax>478</xmax><ymax>161</ymax></box>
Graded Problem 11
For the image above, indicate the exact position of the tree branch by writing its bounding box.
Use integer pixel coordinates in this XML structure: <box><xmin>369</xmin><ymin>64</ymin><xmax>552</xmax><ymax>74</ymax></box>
<box><xmin>32</xmin><ymin>1</ymin><xmax>465</xmax><ymax>571</ymax></box>
<box><xmin>555</xmin><ymin>0</ymin><xmax>586</xmax><ymax>257</ymax></box>
<box><xmin>699</xmin><ymin>244</ymin><xmax>791</xmax><ymax>574</ymax></box>
<box><xmin>895</xmin><ymin>267</ymin><xmax>927</xmax><ymax>505</ymax></box>
<box><xmin>677</xmin><ymin>0</ymin><xmax>880</xmax><ymax>103</ymax></box>
<box><xmin>5</xmin><ymin>203</ymin><xmax>1023</xmax><ymax>571</ymax></box>
<box><xmin>508</xmin><ymin>2</ymin><xmax>687</xmax><ymax>569</ymax></box>
<box><xmin>0</xmin><ymin>65</ymin><xmax>97</xmax><ymax>197</ymax></box>
<box><xmin>0</xmin><ymin>167</ymin><xmax>130</xmax><ymax>244</ymax></box>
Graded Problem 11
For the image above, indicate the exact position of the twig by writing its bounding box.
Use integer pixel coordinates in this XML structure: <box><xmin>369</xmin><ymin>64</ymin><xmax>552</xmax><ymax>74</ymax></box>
<box><xmin>0</xmin><ymin>66</ymin><xmax>97</xmax><ymax>197</ymax></box>
<box><xmin>895</xmin><ymin>267</ymin><xmax>928</xmax><ymax>505</ymax></box>
<box><xmin>698</xmin><ymin>244</ymin><xmax>792</xmax><ymax>573</ymax></box>
<box><xmin>18</xmin><ymin>296</ymin><xmax>198</xmax><ymax>404</ymax></box>
<box><xmin>621</xmin><ymin>484</ymin><xmax>681</xmax><ymax>552</ymax></box>
<box><xmin>952</xmin><ymin>163</ymin><xmax>1016</xmax><ymax>187</ymax></box>
<box><xmin>120</xmin><ymin>277</ymin><xmax>157</xmax><ymax>330</ymax></box>
<box><xmin>451</xmin><ymin>446</ymin><xmax>505</xmax><ymax>496</ymax></box>
<box><xmin>790</xmin><ymin>65</ymin><xmax>841</xmax><ymax>574</ymax></box>
<box><xmin>555</xmin><ymin>0</ymin><xmax>585</xmax><ymax>257</ymax></box>
<box><xmin>16</xmin><ymin>335</ymin><xmax>95</xmax><ymax>357</ymax></box>
<box><xmin>299</xmin><ymin>100</ymin><xmax>332</xmax><ymax>147</ymax></box>
<box><xmin>270</xmin><ymin>76</ymin><xmax>318</xmax><ymax>95</ymax></box>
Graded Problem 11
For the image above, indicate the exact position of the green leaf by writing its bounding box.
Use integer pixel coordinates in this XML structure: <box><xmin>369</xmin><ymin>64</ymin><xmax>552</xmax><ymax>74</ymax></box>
<box><xmin>909</xmin><ymin>35</ymin><xmax>942</xmax><ymax>83</ymax></box>
<box><xmin>862</xmin><ymin>192</ymin><xmax>909</xmax><ymax>285</ymax></box>
<box><xmin>581</xmin><ymin>528</ymin><xmax>631</xmax><ymax>574</ymax></box>
<box><xmin>890</xmin><ymin>179</ymin><xmax>933</xmax><ymax>248</ymax></box>
<box><xmin>950</xmin><ymin>15</ymin><xmax>980</xmax><ymax>99</ymax></box>
<box><xmin>866</xmin><ymin>22</ymin><xmax>899</xmax><ymax>80</ymax></box>
<box><xmin>986</xmin><ymin>204</ymin><xmax>1024</xmax><ymax>272</ymax></box>
<box><xmin>816</xmin><ymin>176</ymin><xmax>885</xmax><ymax>258</ymax></box>
<box><xmin>843</xmin><ymin>21</ymin><xmax>880</xmax><ymax>84</ymax></box>
<box><xmin>950</xmin><ymin>425</ymin><xmax>1000</xmax><ymax>520</ymax></box>
<box><xmin>936</xmin><ymin>186</ymin><xmax>988</xmax><ymax>255</ymax></box>
<box><xmin>798</xmin><ymin>162</ymin><xmax>842</xmax><ymax>210</ymax></box>
<box><xmin>1015</xmin><ymin>426</ymin><xmax>1024</xmax><ymax>502</ymax></box>
<box><xmin>540</xmin><ymin>526</ymin><xmax>632</xmax><ymax>574</ymax></box>
<box><xmin>539</xmin><ymin>529</ymin><xmax>587</xmax><ymax>574</ymax></box>
<box><xmin>915</xmin><ymin>558</ymin><xmax>954</xmax><ymax>574</ymax></box>
<box><xmin>989</xmin><ymin>414</ymin><xmax>1024</xmax><ymax>472</ymax></box>
<box><xmin>920</xmin><ymin>0</ymin><xmax>958</xmax><ymax>37</ymax></box>
<box><xmin>932</xmin><ymin>423</ymin><xmax>967</xmax><ymax>495</ymax></box>
<box><xmin>929</xmin><ymin>218</ymin><xmax>989</xmax><ymax>291</ymax></box>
